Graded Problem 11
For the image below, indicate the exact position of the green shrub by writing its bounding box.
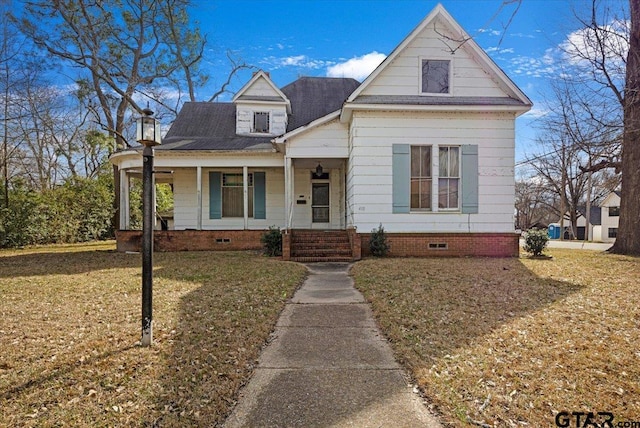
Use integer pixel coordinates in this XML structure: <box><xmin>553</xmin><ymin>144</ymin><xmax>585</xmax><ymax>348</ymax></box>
<box><xmin>369</xmin><ymin>223</ymin><xmax>390</xmax><ymax>257</ymax></box>
<box><xmin>261</xmin><ymin>226</ymin><xmax>282</xmax><ymax>256</ymax></box>
<box><xmin>523</xmin><ymin>229</ymin><xmax>549</xmax><ymax>257</ymax></box>
<box><xmin>0</xmin><ymin>173</ymin><xmax>114</xmax><ymax>248</ymax></box>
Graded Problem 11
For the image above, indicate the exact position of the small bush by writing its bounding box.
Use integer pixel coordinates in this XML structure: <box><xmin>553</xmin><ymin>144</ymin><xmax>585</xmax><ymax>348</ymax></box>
<box><xmin>369</xmin><ymin>223</ymin><xmax>390</xmax><ymax>257</ymax></box>
<box><xmin>523</xmin><ymin>229</ymin><xmax>549</xmax><ymax>257</ymax></box>
<box><xmin>261</xmin><ymin>226</ymin><xmax>282</xmax><ymax>256</ymax></box>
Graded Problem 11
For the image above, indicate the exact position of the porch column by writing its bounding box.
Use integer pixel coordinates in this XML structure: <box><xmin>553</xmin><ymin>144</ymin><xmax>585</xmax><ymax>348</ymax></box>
<box><xmin>196</xmin><ymin>166</ymin><xmax>202</xmax><ymax>230</ymax></box>
<box><xmin>284</xmin><ymin>157</ymin><xmax>292</xmax><ymax>229</ymax></box>
<box><xmin>119</xmin><ymin>168</ymin><xmax>130</xmax><ymax>230</ymax></box>
<box><xmin>243</xmin><ymin>166</ymin><xmax>249</xmax><ymax>229</ymax></box>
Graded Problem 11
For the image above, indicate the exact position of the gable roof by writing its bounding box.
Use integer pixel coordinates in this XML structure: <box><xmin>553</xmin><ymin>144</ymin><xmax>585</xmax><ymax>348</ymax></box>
<box><xmin>232</xmin><ymin>70</ymin><xmax>291</xmax><ymax>112</ymax></box>
<box><xmin>344</xmin><ymin>4</ymin><xmax>531</xmax><ymax>115</ymax></box>
<box><xmin>160</xmin><ymin>76</ymin><xmax>360</xmax><ymax>151</ymax></box>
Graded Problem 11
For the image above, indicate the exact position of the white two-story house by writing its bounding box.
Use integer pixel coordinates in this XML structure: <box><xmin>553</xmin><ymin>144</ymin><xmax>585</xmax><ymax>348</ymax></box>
<box><xmin>110</xmin><ymin>4</ymin><xmax>532</xmax><ymax>260</ymax></box>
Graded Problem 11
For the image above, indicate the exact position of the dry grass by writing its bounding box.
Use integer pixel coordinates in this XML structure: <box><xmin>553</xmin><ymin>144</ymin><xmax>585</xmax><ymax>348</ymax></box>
<box><xmin>352</xmin><ymin>250</ymin><xmax>640</xmax><ymax>427</ymax></box>
<box><xmin>0</xmin><ymin>243</ymin><xmax>306</xmax><ymax>427</ymax></box>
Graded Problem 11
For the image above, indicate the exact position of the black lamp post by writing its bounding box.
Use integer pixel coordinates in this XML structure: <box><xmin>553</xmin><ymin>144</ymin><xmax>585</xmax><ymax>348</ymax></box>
<box><xmin>136</xmin><ymin>108</ymin><xmax>161</xmax><ymax>347</ymax></box>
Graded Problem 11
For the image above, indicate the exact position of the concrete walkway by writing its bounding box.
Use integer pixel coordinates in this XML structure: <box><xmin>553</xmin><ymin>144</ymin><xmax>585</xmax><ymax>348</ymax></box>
<box><xmin>224</xmin><ymin>263</ymin><xmax>442</xmax><ymax>428</ymax></box>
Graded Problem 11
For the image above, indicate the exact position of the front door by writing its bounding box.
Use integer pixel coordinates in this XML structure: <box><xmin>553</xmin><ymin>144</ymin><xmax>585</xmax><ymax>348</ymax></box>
<box><xmin>312</xmin><ymin>183</ymin><xmax>330</xmax><ymax>224</ymax></box>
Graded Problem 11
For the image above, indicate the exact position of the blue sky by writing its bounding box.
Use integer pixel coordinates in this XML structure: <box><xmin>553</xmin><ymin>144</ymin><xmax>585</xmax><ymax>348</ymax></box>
<box><xmin>190</xmin><ymin>0</ymin><xmax>613</xmax><ymax>162</ymax></box>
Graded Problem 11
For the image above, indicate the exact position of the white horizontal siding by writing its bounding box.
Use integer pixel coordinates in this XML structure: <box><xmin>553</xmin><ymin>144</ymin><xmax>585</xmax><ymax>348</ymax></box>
<box><xmin>286</xmin><ymin>119</ymin><xmax>349</xmax><ymax>158</ymax></box>
<box><xmin>361</xmin><ymin>18</ymin><xmax>507</xmax><ymax>98</ymax></box>
<box><xmin>243</xmin><ymin>78</ymin><xmax>282</xmax><ymax>98</ymax></box>
<box><xmin>174</xmin><ymin>167</ymin><xmax>285</xmax><ymax>230</ymax></box>
<box><xmin>347</xmin><ymin>110</ymin><xmax>516</xmax><ymax>233</ymax></box>
<box><xmin>235</xmin><ymin>104</ymin><xmax>288</xmax><ymax>136</ymax></box>
<box><xmin>173</xmin><ymin>169</ymin><xmax>198</xmax><ymax>230</ymax></box>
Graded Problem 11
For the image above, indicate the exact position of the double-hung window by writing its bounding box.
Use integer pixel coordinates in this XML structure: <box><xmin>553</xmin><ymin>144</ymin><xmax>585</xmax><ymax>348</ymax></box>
<box><xmin>222</xmin><ymin>173</ymin><xmax>253</xmax><ymax>218</ymax></box>
<box><xmin>438</xmin><ymin>146</ymin><xmax>460</xmax><ymax>209</ymax></box>
<box><xmin>410</xmin><ymin>146</ymin><xmax>432</xmax><ymax>210</ymax></box>
<box><xmin>394</xmin><ymin>144</ymin><xmax>476</xmax><ymax>214</ymax></box>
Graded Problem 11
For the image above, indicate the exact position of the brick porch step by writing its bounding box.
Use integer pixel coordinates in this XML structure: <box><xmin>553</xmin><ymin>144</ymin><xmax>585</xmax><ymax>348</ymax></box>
<box><xmin>290</xmin><ymin>256</ymin><xmax>353</xmax><ymax>263</ymax></box>
<box><xmin>289</xmin><ymin>230</ymin><xmax>353</xmax><ymax>262</ymax></box>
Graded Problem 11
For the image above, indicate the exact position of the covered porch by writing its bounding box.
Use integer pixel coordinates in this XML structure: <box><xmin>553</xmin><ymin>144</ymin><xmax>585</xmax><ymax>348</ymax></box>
<box><xmin>284</xmin><ymin>157</ymin><xmax>348</xmax><ymax>231</ymax></box>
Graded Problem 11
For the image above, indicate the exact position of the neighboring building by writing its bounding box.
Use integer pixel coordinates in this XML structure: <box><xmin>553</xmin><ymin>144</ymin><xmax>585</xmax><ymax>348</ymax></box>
<box><xmin>600</xmin><ymin>191</ymin><xmax>621</xmax><ymax>243</ymax></box>
<box><xmin>573</xmin><ymin>205</ymin><xmax>602</xmax><ymax>241</ymax></box>
<box><xmin>109</xmin><ymin>4</ymin><xmax>532</xmax><ymax>260</ymax></box>
<box><xmin>554</xmin><ymin>191</ymin><xmax>620</xmax><ymax>243</ymax></box>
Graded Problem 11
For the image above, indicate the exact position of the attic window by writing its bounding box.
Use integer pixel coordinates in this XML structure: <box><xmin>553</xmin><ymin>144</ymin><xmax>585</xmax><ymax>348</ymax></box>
<box><xmin>421</xmin><ymin>60</ymin><xmax>450</xmax><ymax>94</ymax></box>
<box><xmin>253</xmin><ymin>112</ymin><xmax>270</xmax><ymax>133</ymax></box>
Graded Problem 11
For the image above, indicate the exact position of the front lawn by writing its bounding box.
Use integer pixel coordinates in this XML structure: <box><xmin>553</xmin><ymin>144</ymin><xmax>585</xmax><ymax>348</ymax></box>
<box><xmin>0</xmin><ymin>243</ymin><xmax>307</xmax><ymax>427</ymax></box>
<box><xmin>352</xmin><ymin>250</ymin><xmax>639</xmax><ymax>427</ymax></box>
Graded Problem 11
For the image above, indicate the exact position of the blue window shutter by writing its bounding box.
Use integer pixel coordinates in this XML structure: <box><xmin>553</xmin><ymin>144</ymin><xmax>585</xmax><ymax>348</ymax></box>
<box><xmin>254</xmin><ymin>172</ymin><xmax>266</xmax><ymax>219</ymax></box>
<box><xmin>461</xmin><ymin>145</ymin><xmax>479</xmax><ymax>214</ymax></box>
<box><xmin>209</xmin><ymin>172</ymin><xmax>222</xmax><ymax>219</ymax></box>
<box><xmin>392</xmin><ymin>144</ymin><xmax>410</xmax><ymax>213</ymax></box>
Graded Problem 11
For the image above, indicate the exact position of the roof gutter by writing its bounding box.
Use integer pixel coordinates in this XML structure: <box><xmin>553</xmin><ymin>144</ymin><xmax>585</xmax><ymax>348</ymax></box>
<box><xmin>339</xmin><ymin>102</ymin><xmax>532</xmax><ymax>122</ymax></box>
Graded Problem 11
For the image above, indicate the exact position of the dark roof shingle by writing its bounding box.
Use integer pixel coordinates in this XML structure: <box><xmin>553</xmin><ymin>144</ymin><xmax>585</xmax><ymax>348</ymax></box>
<box><xmin>159</xmin><ymin>76</ymin><xmax>360</xmax><ymax>151</ymax></box>
<box><xmin>281</xmin><ymin>77</ymin><xmax>360</xmax><ymax>130</ymax></box>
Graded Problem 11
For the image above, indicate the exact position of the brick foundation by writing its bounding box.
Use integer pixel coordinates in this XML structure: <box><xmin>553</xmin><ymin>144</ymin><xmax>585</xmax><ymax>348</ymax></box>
<box><xmin>116</xmin><ymin>230</ymin><xmax>519</xmax><ymax>258</ymax></box>
<box><xmin>359</xmin><ymin>232</ymin><xmax>519</xmax><ymax>258</ymax></box>
<box><xmin>115</xmin><ymin>230</ymin><xmax>265</xmax><ymax>252</ymax></box>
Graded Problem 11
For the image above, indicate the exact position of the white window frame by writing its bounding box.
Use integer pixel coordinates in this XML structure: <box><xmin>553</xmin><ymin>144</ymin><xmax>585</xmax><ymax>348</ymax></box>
<box><xmin>252</xmin><ymin>111</ymin><xmax>270</xmax><ymax>134</ymax></box>
<box><xmin>410</xmin><ymin>145</ymin><xmax>433</xmax><ymax>212</ymax></box>
<box><xmin>222</xmin><ymin>173</ymin><xmax>254</xmax><ymax>218</ymax></box>
<box><xmin>409</xmin><ymin>144</ymin><xmax>462</xmax><ymax>213</ymax></box>
<box><xmin>437</xmin><ymin>146</ymin><xmax>460</xmax><ymax>211</ymax></box>
<box><xmin>419</xmin><ymin>57</ymin><xmax>452</xmax><ymax>96</ymax></box>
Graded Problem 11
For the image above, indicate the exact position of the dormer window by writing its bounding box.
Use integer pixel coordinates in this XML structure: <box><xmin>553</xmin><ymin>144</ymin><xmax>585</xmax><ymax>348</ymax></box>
<box><xmin>253</xmin><ymin>112</ymin><xmax>270</xmax><ymax>133</ymax></box>
<box><xmin>421</xmin><ymin>59</ymin><xmax>450</xmax><ymax>94</ymax></box>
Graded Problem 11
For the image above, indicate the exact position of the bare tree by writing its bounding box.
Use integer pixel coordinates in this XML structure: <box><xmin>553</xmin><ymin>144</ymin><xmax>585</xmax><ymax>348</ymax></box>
<box><xmin>17</xmin><ymin>0</ymin><xmax>207</xmax><ymax>148</ymax></box>
<box><xmin>515</xmin><ymin>178</ymin><xmax>557</xmax><ymax>231</ymax></box>
<box><xmin>559</xmin><ymin>0</ymin><xmax>640</xmax><ymax>254</ymax></box>
<box><xmin>16</xmin><ymin>0</ymin><xmax>207</xmax><ymax>229</ymax></box>
<box><xmin>0</xmin><ymin>0</ymin><xmax>36</xmax><ymax>206</ymax></box>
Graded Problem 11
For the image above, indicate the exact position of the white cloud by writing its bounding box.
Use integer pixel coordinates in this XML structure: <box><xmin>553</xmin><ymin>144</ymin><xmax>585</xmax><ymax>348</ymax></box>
<box><xmin>326</xmin><ymin>51</ymin><xmax>387</xmax><ymax>81</ymax></box>
<box><xmin>478</xmin><ymin>28</ymin><xmax>501</xmax><ymax>37</ymax></box>
<box><xmin>487</xmin><ymin>46</ymin><xmax>515</xmax><ymax>54</ymax></box>
<box><xmin>510</xmin><ymin>32</ymin><xmax>536</xmax><ymax>39</ymax></box>
<box><xmin>260</xmin><ymin>55</ymin><xmax>333</xmax><ymax>70</ymax></box>
<box><xmin>508</xmin><ymin>55</ymin><xmax>557</xmax><ymax>78</ymax></box>
<box><xmin>560</xmin><ymin>19</ymin><xmax>628</xmax><ymax>72</ymax></box>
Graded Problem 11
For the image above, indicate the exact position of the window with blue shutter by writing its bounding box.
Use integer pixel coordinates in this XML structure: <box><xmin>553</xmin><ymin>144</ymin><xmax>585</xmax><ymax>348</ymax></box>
<box><xmin>209</xmin><ymin>172</ymin><xmax>222</xmax><ymax>219</ymax></box>
<box><xmin>392</xmin><ymin>144</ymin><xmax>411</xmax><ymax>213</ymax></box>
<box><xmin>393</xmin><ymin>144</ymin><xmax>478</xmax><ymax>214</ymax></box>
<box><xmin>461</xmin><ymin>145</ymin><xmax>479</xmax><ymax>214</ymax></box>
<box><xmin>254</xmin><ymin>172</ymin><xmax>266</xmax><ymax>219</ymax></box>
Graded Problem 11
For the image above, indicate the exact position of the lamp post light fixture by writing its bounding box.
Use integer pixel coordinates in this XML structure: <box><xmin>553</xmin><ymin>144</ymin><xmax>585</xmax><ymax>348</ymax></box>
<box><xmin>136</xmin><ymin>108</ymin><xmax>161</xmax><ymax>347</ymax></box>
